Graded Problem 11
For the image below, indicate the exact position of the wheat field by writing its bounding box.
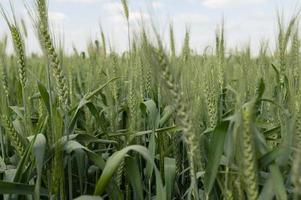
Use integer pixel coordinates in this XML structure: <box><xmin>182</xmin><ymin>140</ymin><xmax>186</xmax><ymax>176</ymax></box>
<box><xmin>0</xmin><ymin>0</ymin><xmax>300</xmax><ymax>200</ymax></box>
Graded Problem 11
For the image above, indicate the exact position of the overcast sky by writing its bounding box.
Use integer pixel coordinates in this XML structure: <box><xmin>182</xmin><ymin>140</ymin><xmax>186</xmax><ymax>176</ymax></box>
<box><xmin>0</xmin><ymin>0</ymin><xmax>300</xmax><ymax>54</ymax></box>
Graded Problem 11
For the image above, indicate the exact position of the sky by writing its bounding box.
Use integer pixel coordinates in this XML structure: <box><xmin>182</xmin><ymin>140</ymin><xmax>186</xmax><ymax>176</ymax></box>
<box><xmin>0</xmin><ymin>0</ymin><xmax>300</xmax><ymax>55</ymax></box>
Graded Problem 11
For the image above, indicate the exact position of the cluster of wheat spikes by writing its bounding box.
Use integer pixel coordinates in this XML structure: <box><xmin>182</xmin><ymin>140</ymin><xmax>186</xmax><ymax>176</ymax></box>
<box><xmin>1</xmin><ymin>0</ymin><xmax>301</xmax><ymax>199</ymax></box>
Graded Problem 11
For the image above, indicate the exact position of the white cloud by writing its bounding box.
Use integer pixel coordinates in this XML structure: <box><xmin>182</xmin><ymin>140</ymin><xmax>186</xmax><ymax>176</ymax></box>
<box><xmin>175</xmin><ymin>13</ymin><xmax>209</xmax><ymax>24</ymax></box>
<box><xmin>151</xmin><ymin>2</ymin><xmax>164</xmax><ymax>9</ymax></box>
<box><xmin>102</xmin><ymin>2</ymin><xmax>123</xmax><ymax>14</ymax></box>
<box><xmin>102</xmin><ymin>2</ymin><xmax>151</xmax><ymax>24</ymax></box>
<box><xmin>130</xmin><ymin>11</ymin><xmax>151</xmax><ymax>21</ymax></box>
<box><xmin>49</xmin><ymin>11</ymin><xmax>67</xmax><ymax>22</ymax></box>
<box><xmin>56</xmin><ymin>0</ymin><xmax>102</xmax><ymax>3</ymax></box>
<box><xmin>0</xmin><ymin>0</ymin><xmax>285</xmax><ymax>55</ymax></box>
<box><xmin>202</xmin><ymin>0</ymin><xmax>268</xmax><ymax>8</ymax></box>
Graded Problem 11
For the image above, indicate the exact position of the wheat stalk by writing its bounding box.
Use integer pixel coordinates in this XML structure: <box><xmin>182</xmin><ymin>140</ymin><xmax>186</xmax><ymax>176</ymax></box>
<box><xmin>241</xmin><ymin>102</ymin><xmax>258</xmax><ymax>200</ymax></box>
<box><xmin>36</xmin><ymin>0</ymin><xmax>69</xmax><ymax>110</ymax></box>
<box><xmin>169</xmin><ymin>23</ymin><xmax>176</xmax><ymax>58</ymax></box>
<box><xmin>156</xmin><ymin>45</ymin><xmax>199</xmax><ymax>199</ymax></box>
<box><xmin>1</xmin><ymin>115</ymin><xmax>25</xmax><ymax>157</ymax></box>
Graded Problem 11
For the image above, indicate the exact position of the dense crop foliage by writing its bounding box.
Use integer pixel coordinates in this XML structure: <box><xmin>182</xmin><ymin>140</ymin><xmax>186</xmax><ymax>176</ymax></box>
<box><xmin>0</xmin><ymin>0</ymin><xmax>301</xmax><ymax>199</ymax></box>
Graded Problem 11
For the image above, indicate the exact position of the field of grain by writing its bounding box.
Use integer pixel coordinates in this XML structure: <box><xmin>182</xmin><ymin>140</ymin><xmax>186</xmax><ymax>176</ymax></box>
<box><xmin>0</xmin><ymin>0</ymin><xmax>300</xmax><ymax>200</ymax></box>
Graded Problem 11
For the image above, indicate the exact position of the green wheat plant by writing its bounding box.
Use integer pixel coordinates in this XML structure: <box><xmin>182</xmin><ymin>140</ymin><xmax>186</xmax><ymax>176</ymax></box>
<box><xmin>0</xmin><ymin>1</ymin><xmax>300</xmax><ymax>200</ymax></box>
